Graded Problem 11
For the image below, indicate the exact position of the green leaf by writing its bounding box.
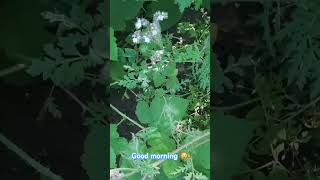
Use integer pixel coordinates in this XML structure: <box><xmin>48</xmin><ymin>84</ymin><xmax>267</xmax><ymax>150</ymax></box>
<box><xmin>81</xmin><ymin>124</ymin><xmax>107</xmax><ymax>180</ymax></box>
<box><xmin>213</xmin><ymin>111</ymin><xmax>253</xmax><ymax>180</ymax></box>
<box><xmin>135</xmin><ymin>101</ymin><xmax>152</xmax><ymax>124</ymax></box>
<box><xmin>58</xmin><ymin>34</ymin><xmax>81</xmax><ymax>56</ymax></box>
<box><xmin>92</xmin><ymin>29</ymin><xmax>107</xmax><ymax>59</ymax></box>
<box><xmin>110</xmin><ymin>28</ymin><xmax>118</xmax><ymax>61</ymax></box>
<box><xmin>175</xmin><ymin>0</ymin><xmax>193</xmax><ymax>12</ymax></box>
<box><xmin>193</xmin><ymin>142</ymin><xmax>210</xmax><ymax>170</ymax></box>
<box><xmin>150</xmin><ymin>96</ymin><xmax>189</xmax><ymax>132</ymax></box>
<box><xmin>162</xmin><ymin>160</ymin><xmax>181</xmax><ymax>178</ymax></box>
<box><xmin>268</xmin><ymin>169</ymin><xmax>289</xmax><ymax>180</ymax></box>
<box><xmin>153</xmin><ymin>71</ymin><xmax>166</xmax><ymax>87</ymax></box>
<box><xmin>110</xmin><ymin>147</ymin><xmax>116</xmax><ymax>169</ymax></box>
<box><xmin>110</xmin><ymin>0</ymin><xmax>143</xmax><ymax>31</ymax></box>
<box><xmin>146</xmin><ymin>0</ymin><xmax>183</xmax><ymax>31</ymax></box>
<box><xmin>26</xmin><ymin>58</ymin><xmax>56</xmax><ymax>79</ymax></box>
<box><xmin>110</xmin><ymin>124</ymin><xmax>128</xmax><ymax>155</ymax></box>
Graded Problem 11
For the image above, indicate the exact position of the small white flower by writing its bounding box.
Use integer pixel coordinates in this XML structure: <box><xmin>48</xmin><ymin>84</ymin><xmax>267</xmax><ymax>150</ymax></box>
<box><xmin>135</xmin><ymin>18</ymin><xmax>150</xmax><ymax>30</ymax></box>
<box><xmin>135</xmin><ymin>18</ymin><xmax>142</xmax><ymax>29</ymax></box>
<box><xmin>143</xmin><ymin>35</ymin><xmax>151</xmax><ymax>43</ymax></box>
<box><xmin>153</xmin><ymin>11</ymin><xmax>168</xmax><ymax>22</ymax></box>
<box><xmin>132</xmin><ymin>31</ymin><xmax>141</xmax><ymax>44</ymax></box>
<box><xmin>141</xmin><ymin>18</ymin><xmax>150</xmax><ymax>26</ymax></box>
<box><xmin>132</xmin><ymin>37</ymin><xmax>139</xmax><ymax>43</ymax></box>
<box><xmin>158</xmin><ymin>50</ymin><xmax>164</xmax><ymax>55</ymax></box>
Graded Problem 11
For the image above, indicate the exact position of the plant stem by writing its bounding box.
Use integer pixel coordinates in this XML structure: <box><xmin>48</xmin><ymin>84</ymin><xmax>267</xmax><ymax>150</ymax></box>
<box><xmin>36</xmin><ymin>85</ymin><xmax>55</xmax><ymax>121</ymax></box>
<box><xmin>110</xmin><ymin>104</ymin><xmax>145</xmax><ymax>130</ymax></box>
<box><xmin>284</xmin><ymin>95</ymin><xmax>320</xmax><ymax>122</ymax></box>
<box><xmin>61</xmin><ymin>87</ymin><xmax>89</xmax><ymax>112</ymax></box>
<box><xmin>212</xmin><ymin>97</ymin><xmax>260</xmax><ymax>110</ymax></box>
<box><xmin>0</xmin><ymin>133</ymin><xmax>64</xmax><ymax>180</ymax></box>
<box><xmin>0</xmin><ymin>64</ymin><xmax>27</xmax><ymax>77</ymax></box>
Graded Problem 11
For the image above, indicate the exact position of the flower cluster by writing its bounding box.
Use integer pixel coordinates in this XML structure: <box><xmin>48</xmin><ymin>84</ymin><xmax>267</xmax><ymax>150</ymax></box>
<box><xmin>150</xmin><ymin>50</ymin><xmax>164</xmax><ymax>65</ymax></box>
<box><xmin>132</xmin><ymin>11</ymin><xmax>168</xmax><ymax>44</ymax></box>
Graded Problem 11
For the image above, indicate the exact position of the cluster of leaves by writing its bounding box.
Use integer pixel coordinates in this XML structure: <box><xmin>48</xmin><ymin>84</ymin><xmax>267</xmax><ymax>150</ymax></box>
<box><xmin>25</xmin><ymin>1</ymin><xmax>109</xmax><ymax>180</ymax></box>
<box><xmin>110</xmin><ymin>1</ymin><xmax>210</xmax><ymax>180</ymax></box>
<box><xmin>213</xmin><ymin>1</ymin><xmax>320</xmax><ymax>180</ymax></box>
<box><xmin>27</xmin><ymin>1</ymin><xmax>106</xmax><ymax>87</ymax></box>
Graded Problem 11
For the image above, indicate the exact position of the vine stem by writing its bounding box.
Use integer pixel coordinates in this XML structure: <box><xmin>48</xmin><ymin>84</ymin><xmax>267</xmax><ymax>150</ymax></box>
<box><xmin>117</xmin><ymin>132</ymin><xmax>210</xmax><ymax>178</ymax></box>
<box><xmin>110</xmin><ymin>104</ymin><xmax>145</xmax><ymax>130</ymax></box>
<box><xmin>0</xmin><ymin>133</ymin><xmax>64</xmax><ymax>180</ymax></box>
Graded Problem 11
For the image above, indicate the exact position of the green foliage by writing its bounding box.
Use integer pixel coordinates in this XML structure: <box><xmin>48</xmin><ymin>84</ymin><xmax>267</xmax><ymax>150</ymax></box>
<box><xmin>110</xmin><ymin>4</ymin><xmax>210</xmax><ymax>180</ymax></box>
<box><xmin>82</xmin><ymin>124</ymin><xmax>107</xmax><ymax>180</ymax></box>
<box><xmin>110</xmin><ymin>0</ymin><xmax>143</xmax><ymax>31</ymax></box>
<box><xmin>214</xmin><ymin>112</ymin><xmax>253</xmax><ymax>180</ymax></box>
<box><xmin>146</xmin><ymin>0</ymin><xmax>183</xmax><ymax>31</ymax></box>
<box><xmin>213</xmin><ymin>1</ymin><xmax>320</xmax><ymax>179</ymax></box>
<box><xmin>26</xmin><ymin>2</ymin><xmax>105</xmax><ymax>87</ymax></box>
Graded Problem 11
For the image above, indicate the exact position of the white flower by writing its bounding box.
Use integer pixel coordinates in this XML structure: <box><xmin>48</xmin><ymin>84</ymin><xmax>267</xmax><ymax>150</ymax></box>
<box><xmin>150</xmin><ymin>23</ymin><xmax>160</xmax><ymax>35</ymax></box>
<box><xmin>132</xmin><ymin>31</ymin><xmax>141</xmax><ymax>44</ymax></box>
<box><xmin>158</xmin><ymin>50</ymin><xmax>164</xmax><ymax>55</ymax></box>
<box><xmin>135</xmin><ymin>18</ymin><xmax>150</xmax><ymax>30</ymax></box>
<box><xmin>143</xmin><ymin>35</ymin><xmax>151</xmax><ymax>43</ymax></box>
<box><xmin>141</xmin><ymin>18</ymin><xmax>150</xmax><ymax>26</ymax></box>
<box><xmin>135</xmin><ymin>18</ymin><xmax>142</xmax><ymax>29</ymax></box>
<box><xmin>153</xmin><ymin>11</ymin><xmax>168</xmax><ymax>22</ymax></box>
<box><xmin>132</xmin><ymin>37</ymin><xmax>139</xmax><ymax>43</ymax></box>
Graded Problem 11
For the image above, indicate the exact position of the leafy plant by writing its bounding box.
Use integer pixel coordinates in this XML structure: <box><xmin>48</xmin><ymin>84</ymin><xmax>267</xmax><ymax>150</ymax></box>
<box><xmin>213</xmin><ymin>0</ymin><xmax>320</xmax><ymax>179</ymax></box>
<box><xmin>109</xmin><ymin>2</ymin><xmax>210</xmax><ymax>179</ymax></box>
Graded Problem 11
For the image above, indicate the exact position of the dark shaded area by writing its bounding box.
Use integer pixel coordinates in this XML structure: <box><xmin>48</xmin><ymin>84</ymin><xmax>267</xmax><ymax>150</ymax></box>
<box><xmin>0</xmin><ymin>80</ymin><xmax>89</xmax><ymax>179</ymax></box>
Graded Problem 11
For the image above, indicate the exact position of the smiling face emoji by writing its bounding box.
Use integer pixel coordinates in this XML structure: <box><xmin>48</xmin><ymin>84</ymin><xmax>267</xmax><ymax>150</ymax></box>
<box><xmin>179</xmin><ymin>152</ymin><xmax>189</xmax><ymax>161</ymax></box>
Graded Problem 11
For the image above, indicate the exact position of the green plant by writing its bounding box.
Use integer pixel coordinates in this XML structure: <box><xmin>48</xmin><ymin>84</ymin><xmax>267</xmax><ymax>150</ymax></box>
<box><xmin>109</xmin><ymin>2</ymin><xmax>210</xmax><ymax>179</ymax></box>
<box><xmin>213</xmin><ymin>1</ymin><xmax>320</xmax><ymax>179</ymax></box>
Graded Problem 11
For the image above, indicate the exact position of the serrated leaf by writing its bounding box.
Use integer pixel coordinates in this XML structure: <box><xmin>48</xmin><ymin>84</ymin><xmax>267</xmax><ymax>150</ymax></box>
<box><xmin>58</xmin><ymin>35</ymin><xmax>80</xmax><ymax>56</ymax></box>
<box><xmin>175</xmin><ymin>0</ymin><xmax>193</xmax><ymax>12</ymax></box>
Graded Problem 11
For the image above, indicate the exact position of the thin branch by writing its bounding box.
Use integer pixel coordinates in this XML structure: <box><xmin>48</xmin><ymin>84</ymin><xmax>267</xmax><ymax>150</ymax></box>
<box><xmin>284</xmin><ymin>95</ymin><xmax>320</xmax><ymax>122</ymax></box>
<box><xmin>0</xmin><ymin>64</ymin><xmax>27</xmax><ymax>77</ymax></box>
<box><xmin>212</xmin><ymin>97</ymin><xmax>260</xmax><ymax>111</ymax></box>
<box><xmin>110</xmin><ymin>104</ymin><xmax>145</xmax><ymax>130</ymax></box>
<box><xmin>61</xmin><ymin>87</ymin><xmax>89</xmax><ymax>112</ymax></box>
<box><xmin>36</xmin><ymin>85</ymin><xmax>56</xmax><ymax>121</ymax></box>
<box><xmin>0</xmin><ymin>133</ymin><xmax>64</xmax><ymax>180</ymax></box>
